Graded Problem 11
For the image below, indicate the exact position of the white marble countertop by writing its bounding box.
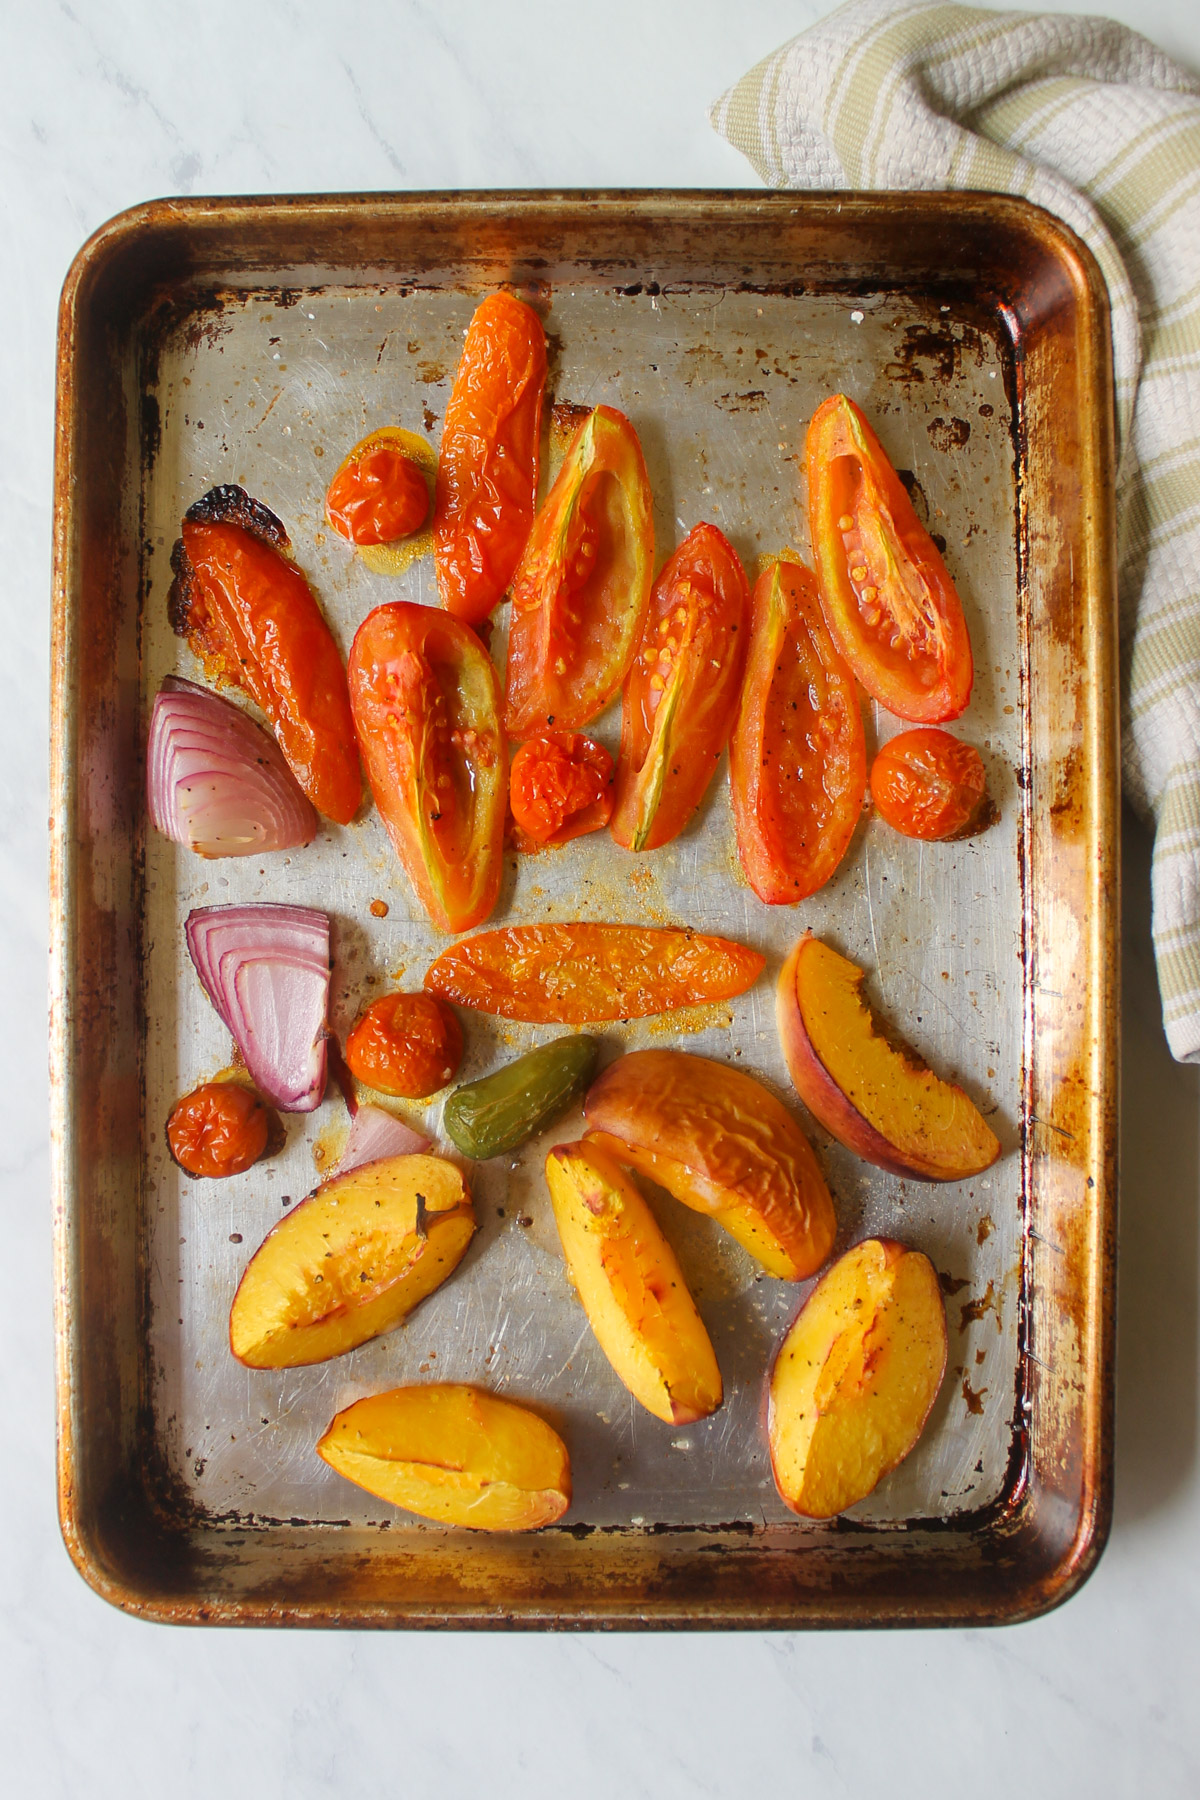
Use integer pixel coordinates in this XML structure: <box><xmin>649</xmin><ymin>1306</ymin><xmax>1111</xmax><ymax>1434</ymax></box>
<box><xmin>4</xmin><ymin>2</ymin><xmax>1199</xmax><ymax>1794</ymax></box>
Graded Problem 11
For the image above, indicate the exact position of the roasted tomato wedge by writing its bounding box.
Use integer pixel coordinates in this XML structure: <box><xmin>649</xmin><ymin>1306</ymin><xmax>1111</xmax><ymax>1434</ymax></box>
<box><xmin>870</xmin><ymin>728</ymin><xmax>988</xmax><ymax>840</ymax></box>
<box><xmin>509</xmin><ymin>732</ymin><xmax>614</xmax><ymax>848</ymax></box>
<box><xmin>347</xmin><ymin>603</ymin><xmax>507</xmax><ymax>934</ymax></box>
<box><xmin>806</xmin><ymin>394</ymin><xmax>973</xmax><ymax>722</ymax></box>
<box><xmin>169</xmin><ymin>485</ymin><xmax>361</xmax><ymax>824</ymax></box>
<box><xmin>327</xmin><ymin>439</ymin><xmax>430</xmax><ymax>545</ymax></box>
<box><xmin>611</xmin><ymin>522</ymin><xmax>749</xmax><ymax>851</ymax></box>
<box><xmin>503</xmin><ymin>406</ymin><xmax>654</xmax><ymax>739</ymax></box>
<box><xmin>729</xmin><ymin>558</ymin><xmax>865</xmax><ymax>904</ymax></box>
<box><xmin>433</xmin><ymin>292</ymin><xmax>547</xmax><ymax>624</ymax></box>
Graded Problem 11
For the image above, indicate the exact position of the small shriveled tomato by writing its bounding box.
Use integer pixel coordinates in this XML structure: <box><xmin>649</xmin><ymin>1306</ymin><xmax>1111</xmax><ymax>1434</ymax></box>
<box><xmin>433</xmin><ymin>291</ymin><xmax>547</xmax><ymax>624</ymax></box>
<box><xmin>509</xmin><ymin>733</ymin><xmax>614</xmax><ymax>847</ymax></box>
<box><xmin>327</xmin><ymin>440</ymin><xmax>430</xmax><ymax>545</ymax></box>
<box><xmin>870</xmin><ymin>728</ymin><xmax>987</xmax><ymax>840</ymax></box>
<box><xmin>806</xmin><ymin>395</ymin><xmax>973</xmax><ymax>723</ymax></box>
<box><xmin>503</xmin><ymin>406</ymin><xmax>654</xmax><ymax>740</ymax></box>
<box><xmin>169</xmin><ymin>485</ymin><xmax>361</xmax><ymax>824</ymax></box>
<box><xmin>347</xmin><ymin>602</ymin><xmax>507</xmax><ymax>934</ymax></box>
<box><xmin>611</xmin><ymin>522</ymin><xmax>749</xmax><ymax>852</ymax></box>
<box><xmin>729</xmin><ymin>558</ymin><xmax>866</xmax><ymax>904</ymax></box>
<box><xmin>344</xmin><ymin>991</ymin><xmax>463</xmax><ymax>1097</ymax></box>
<box><xmin>167</xmin><ymin>1081</ymin><xmax>271</xmax><ymax>1178</ymax></box>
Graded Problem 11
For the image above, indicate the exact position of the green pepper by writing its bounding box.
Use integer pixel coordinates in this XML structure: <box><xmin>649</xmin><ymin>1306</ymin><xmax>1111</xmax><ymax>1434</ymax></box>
<box><xmin>442</xmin><ymin>1034</ymin><xmax>600</xmax><ymax>1160</ymax></box>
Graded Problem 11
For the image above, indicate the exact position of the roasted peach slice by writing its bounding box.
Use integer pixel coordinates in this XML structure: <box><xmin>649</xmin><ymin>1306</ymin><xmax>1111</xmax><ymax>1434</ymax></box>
<box><xmin>768</xmin><ymin>1238</ymin><xmax>947</xmax><ymax>1518</ymax></box>
<box><xmin>777</xmin><ymin>933</ymin><xmax>1000</xmax><ymax>1181</ymax></box>
<box><xmin>317</xmin><ymin>1384</ymin><xmax>571</xmax><ymax>1530</ymax></box>
<box><xmin>229</xmin><ymin>1154</ymin><xmax>475</xmax><ymax>1368</ymax></box>
<box><xmin>584</xmin><ymin>1049</ymin><xmax>835</xmax><ymax>1281</ymax></box>
<box><xmin>546</xmin><ymin>1139</ymin><xmax>722</xmax><ymax>1425</ymax></box>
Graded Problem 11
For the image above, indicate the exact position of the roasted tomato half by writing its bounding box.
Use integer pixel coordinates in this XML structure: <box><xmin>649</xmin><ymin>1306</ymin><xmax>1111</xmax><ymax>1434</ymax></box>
<box><xmin>509</xmin><ymin>732</ymin><xmax>614</xmax><ymax>848</ymax></box>
<box><xmin>348</xmin><ymin>603</ymin><xmax>507</xmax><ymax>934</ymax></box>
<box><xmin>729</xmin><ymin>558</ymin><xmax>866</xmax><ymax>904</ymax></box>
<box><xmin>169</xmin><ymin>485</ymin><xmax>361</xmax><ymax>824</ymax></box>
<box><xmin>870</xmin><ymin>728</ymin><xmax>988</xmax><ymax>840</ymax></box>
<box><xmin>611</xmin><ymin>522</ymin><xmax>749</xmax><ymax>851</ymax></box>
<box><xmin>433</xmin><ymin>291</ymin><xmax>547</xmax><ymax>624</ymax></box>
<box><xmin>503</xmin><ymin>405</ymin><xmax>654</xmax><ymax>740</ymax></box>
<box><xmin>805</xmin><ymin>394</ymin><xmax>973</xmax><ymax>722</ymax></box>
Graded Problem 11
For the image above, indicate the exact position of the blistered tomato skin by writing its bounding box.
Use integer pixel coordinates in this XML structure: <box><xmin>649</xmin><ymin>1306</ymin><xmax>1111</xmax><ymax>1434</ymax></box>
<box><xmin>347</xmin><ymin>602</ymin><xmax>508</xmax><ymax>935</ymax></box>
<box><xmin>729</xmin><ymin>558</ymin><xmax>866</xmax><ymax>904</ymax></box>
<box><xmin>167</xmin><ymin>1082</ymin><xmax>271</xmax><ymax>1178</ymax></box>
<box><xmin>611</xmin><ymin>522</ymin><xmax>749</xmax><ymax>852</ymax></box>
<box><xmin>327</xmin><ymin>445</ymin><xmax>430</xmax><ymax>545</ymax></box>
<box><xmin>433</xmin><ymin>292</ymin><xmax>547</xmax><ymax>624</ymax></box>
<box><xmin>345</xmin><ymin>992</ymin><xmax>464</xmax><ymax>1097</ymax></box>
<box><xmin>503</xmin><ymin>406</ymin><xmax>654</xmax><ymax>740</ymax></box>
<box><xmin>870</xmin><ymin>728</ymin><xmax>988</xmax><ymax>840</ymax></box>
<box><xmin>509</xmin><ymin>733</ymin><xmax>614</xmax><ymax>847</ymax></box>
<box><xmin>806</xmin><ymin>395</ymin><xmax>973</xmax><ymax>723</ymax></box>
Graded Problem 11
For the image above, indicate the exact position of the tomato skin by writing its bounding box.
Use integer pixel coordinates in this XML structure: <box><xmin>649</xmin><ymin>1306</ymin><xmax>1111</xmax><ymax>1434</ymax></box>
<box><xmin>611</xmin><ymin>522</ymin><xmax>749</xmax><ymax>852</ymax></box>
<box><xmin>170</xmin><ymin>493</ymin><xmax>361</xmax><ymax>825</ymax></box>
<box><xmin>509</xmin><ymin>733</ymin><xmax>614</xmax><ymax>847</ymax></box>
<box><xmin>433</xmin><ymin>292</ymin><xmax>547</xmax><ymax>624</ymax></box>
<box><xmin>806</xmin><ymin>395</ymin><xmax>973</xmax><ymax>723</ymax></box>
<box><xmin>344</xmin><ymin>991</ymin><xmax>463</xmax><ymax>1097</ymax></box>
<box><xmin>503</xmin><ymin>406</ymin><xmax>654</xmax><ymax>740</ymax></box>
<box><xmin>167</xmin><ymin>1081</ymin><xmax>270</xmax><ymax>1178</ymax></box>
<box><xmin>327</xmin><ymin>444</ymin><xmax>429</xmax><ymax>544</ymax></box>
<box><xmin>870</xmin><ymin>728</ymin><xmax>987</xmax><ymax>840</ymax></box>
<box><xmin>347</xmin><ymin>602</ymin><xmax>507</xmax><ymax>935</ymax></box>
<box><xmin>729</xmin><ymin>558</ymin><xmax>866</xmax><ymax>904</ymax></box>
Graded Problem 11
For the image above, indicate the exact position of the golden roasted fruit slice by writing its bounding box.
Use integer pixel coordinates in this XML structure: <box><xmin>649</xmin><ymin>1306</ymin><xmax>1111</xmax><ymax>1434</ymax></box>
<box><xmin>318</xmin><ymin>1384</ymin><xmax>571</xmax><ymax>1530</ymax></box>
<box><xmin>229</xmin><ymin>1154</ymin><xmax>475</xmax><ymax>1368</ymax></box>
<box><xmin>768</xmin><ymin>1238</ymin><xmax>947</xmax><ymax>1518</ymax></box>
<box><xmin>777</xmin><ymin>932</ymin><xmax>1000</xmax><ymax>1180</ymax></box>
<box><xmin>584</xmin><ymin>1049</ymin><xmax>835</xmax><ymax>1281</ymax></box>
<box><xmin>546</xmin><ymin>1140</ymin><xmax>722</xmax><ymax>1425</ymax></box>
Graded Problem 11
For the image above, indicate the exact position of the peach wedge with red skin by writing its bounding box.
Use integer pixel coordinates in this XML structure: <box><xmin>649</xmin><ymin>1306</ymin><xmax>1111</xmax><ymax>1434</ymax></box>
<box><xmin>317</xmin><ymin>1384</ymin><xmax>571</xmax><ymax>1531</ymax></box>
<box><xmin>777</xmin><ymin>933</ymin><xmax>1000</xmax><ymax>1181</ymax></box>
<box><xmin>584</xmin><ymin>1049</ymin><xmax>835</xmax><ymax>1280</ymax></box>
<box><xmin>546</xmin><ymin>1139</ymin><xmax>722</xmax><ymax>1425</ymax></box>
<box><xmin>768</xmin><ymin>1238</ymin><xmax>947</xmax><ymax>1518</ymax></box>
<box><xmin>229</xmin><ymin>1154</ymin><xmax>476</xmax><ymax>1368</ymax></box>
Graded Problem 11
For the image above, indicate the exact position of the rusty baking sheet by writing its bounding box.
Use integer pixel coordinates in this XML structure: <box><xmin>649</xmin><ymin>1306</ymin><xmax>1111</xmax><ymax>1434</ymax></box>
<box><xmin>50</xmin><ymin>192</ymin><xmax>1117</xmax><ymax>1628</ymax></box>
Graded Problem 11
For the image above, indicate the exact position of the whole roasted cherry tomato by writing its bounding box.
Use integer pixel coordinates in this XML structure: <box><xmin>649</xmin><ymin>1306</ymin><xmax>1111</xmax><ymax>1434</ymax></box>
<box><xmin>347</xmin><ymin>602</ymin><xmax>507</xmax><ymax>934</ymax></box>
<box><xmin>169</xmin><ymin>485</ymin><xmax>361</xmax><ymax>824</ymax></box>
<box><xmin>433</xmin><ymin>292</ymin><xmax>547</xmax><ymax>624</ymax></box>
<box><xmin>167</xmin><ymin>1081</ymin><xmax>271</xmax><ymax>1178</ymax></box>
<box><xmin>611</xmin><ymin>522</ymin><xmax>749</xmax><ymax>852</ymax></box>
<box><xmin>509</xmin><ymin>733</ymin><xmax>614</xmax><ymax>847</ymax></box>
<box><xmin>729</xmin><ymin>558</ymin><xmax>866</xmax><ymax>904</ymax></box>
<box><xmin>344</xmin><ymin>991</ymin><xmax>463</xmax><ymax>1097</ymax></box>
<box><xmin>870</xmin><ymin>728</ymin><xmax>987</xmax><ymax>840</ymax></box>
<box><xmin>806</xmin><ymin>395</ymin><xmax>973</xmax><ymax>722</ymax></box>
<box><xmin>503</xmin><ymin>406</ymin><xmax>654</xmax><ymax>740</ymax></box>
<box><xmin>327</xmin><ymin>442</ymin><xmax>429</xmax><ymax>545</ymax></box>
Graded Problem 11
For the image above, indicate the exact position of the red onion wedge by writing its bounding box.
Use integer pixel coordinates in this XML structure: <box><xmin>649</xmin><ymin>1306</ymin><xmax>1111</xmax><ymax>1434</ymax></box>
<box><xmin>186</xmin><ymin>904</ymin><xmax>331</xmax><ymax>1112</ymax></box>
<box><xmin>337</xmin><ymin>1102</ymin><xmax>432</xmax><ymax>1175</ymax></box>
<box><xmin>148</xmin><ymin>676</ymin><xmax>317</xmax><ymax>857</ymax></box>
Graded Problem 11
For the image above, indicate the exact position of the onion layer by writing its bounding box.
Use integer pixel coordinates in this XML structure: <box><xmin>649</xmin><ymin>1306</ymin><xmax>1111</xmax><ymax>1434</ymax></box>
<box><xmin>338</xmin><ymin>1102</ymin><xmax>432</xmax><ymax>1174</ymax></box>
<box><xmin>186</xmin><ymin>904</ymin><xmax>331</xmax><ymax>1112</ymax></box>
<box><xmin>148</xmin><ymin>676</ymin><xmax>317</xmax><ymax>857</ymax></box>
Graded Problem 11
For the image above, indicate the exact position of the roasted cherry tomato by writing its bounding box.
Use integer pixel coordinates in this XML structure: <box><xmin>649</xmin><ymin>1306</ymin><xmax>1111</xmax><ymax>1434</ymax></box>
<box><xmin>806</xmin><ymin>395</ymin><xmax>973</xmax><ymax>722</ymax></box>
<box><xmin>344</xmin><ymin>991</ymin><xmax>463</xmax><ymax>1097</ymax></box>
<box><xmin>167</xmin><ymin>1081</ymin><xmax>271</xmax><ymax>1178</ymax></box>
<box><xmin>870</xmin><ymin>728</ymin><xmax>987</xmax><ymax>840</ymax></box>
<box><xmin>433</xmin><ymin>291</ymin><xmax>547</xmax><ymax>624</ymax></box>
<box><xmin>327</xmin><ymin>441</ymin><xmax>430</xmax><ymax>545</ymax></box>
<box><xmin>503</xmin><ymin>406</ymin><xmax>654</xmax><ymax>740</ymax></box>
<box><xmin>347</xmin><ymin>602</ymin><xmax>507</xmax><ymax>934</ymax></box>
<box><xmin>509</xmin><ymin>733</ymin><xmax>614</xmax><ymax>847</ymax></box>
<box><xmin>729</xmin><ymin>558</ymin><xmax>866</xmax><ymax>904</ymax></box>
<box><xmin>169</xmin><ymin>485</ymin><xmax>361</xmax><ymax>824</ymax></box>
<box><xmin>611</xmin><ymin>522</ymin><xmax>749</xmax><ymax>851</ymax></box>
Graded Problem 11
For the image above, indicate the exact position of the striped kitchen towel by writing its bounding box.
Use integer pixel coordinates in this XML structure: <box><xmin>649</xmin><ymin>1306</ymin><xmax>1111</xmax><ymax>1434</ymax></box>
<box><xmin>713</xmin><ymin>2</ymin><xmax>1200</xmax><ymax>1060</ymax></box>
